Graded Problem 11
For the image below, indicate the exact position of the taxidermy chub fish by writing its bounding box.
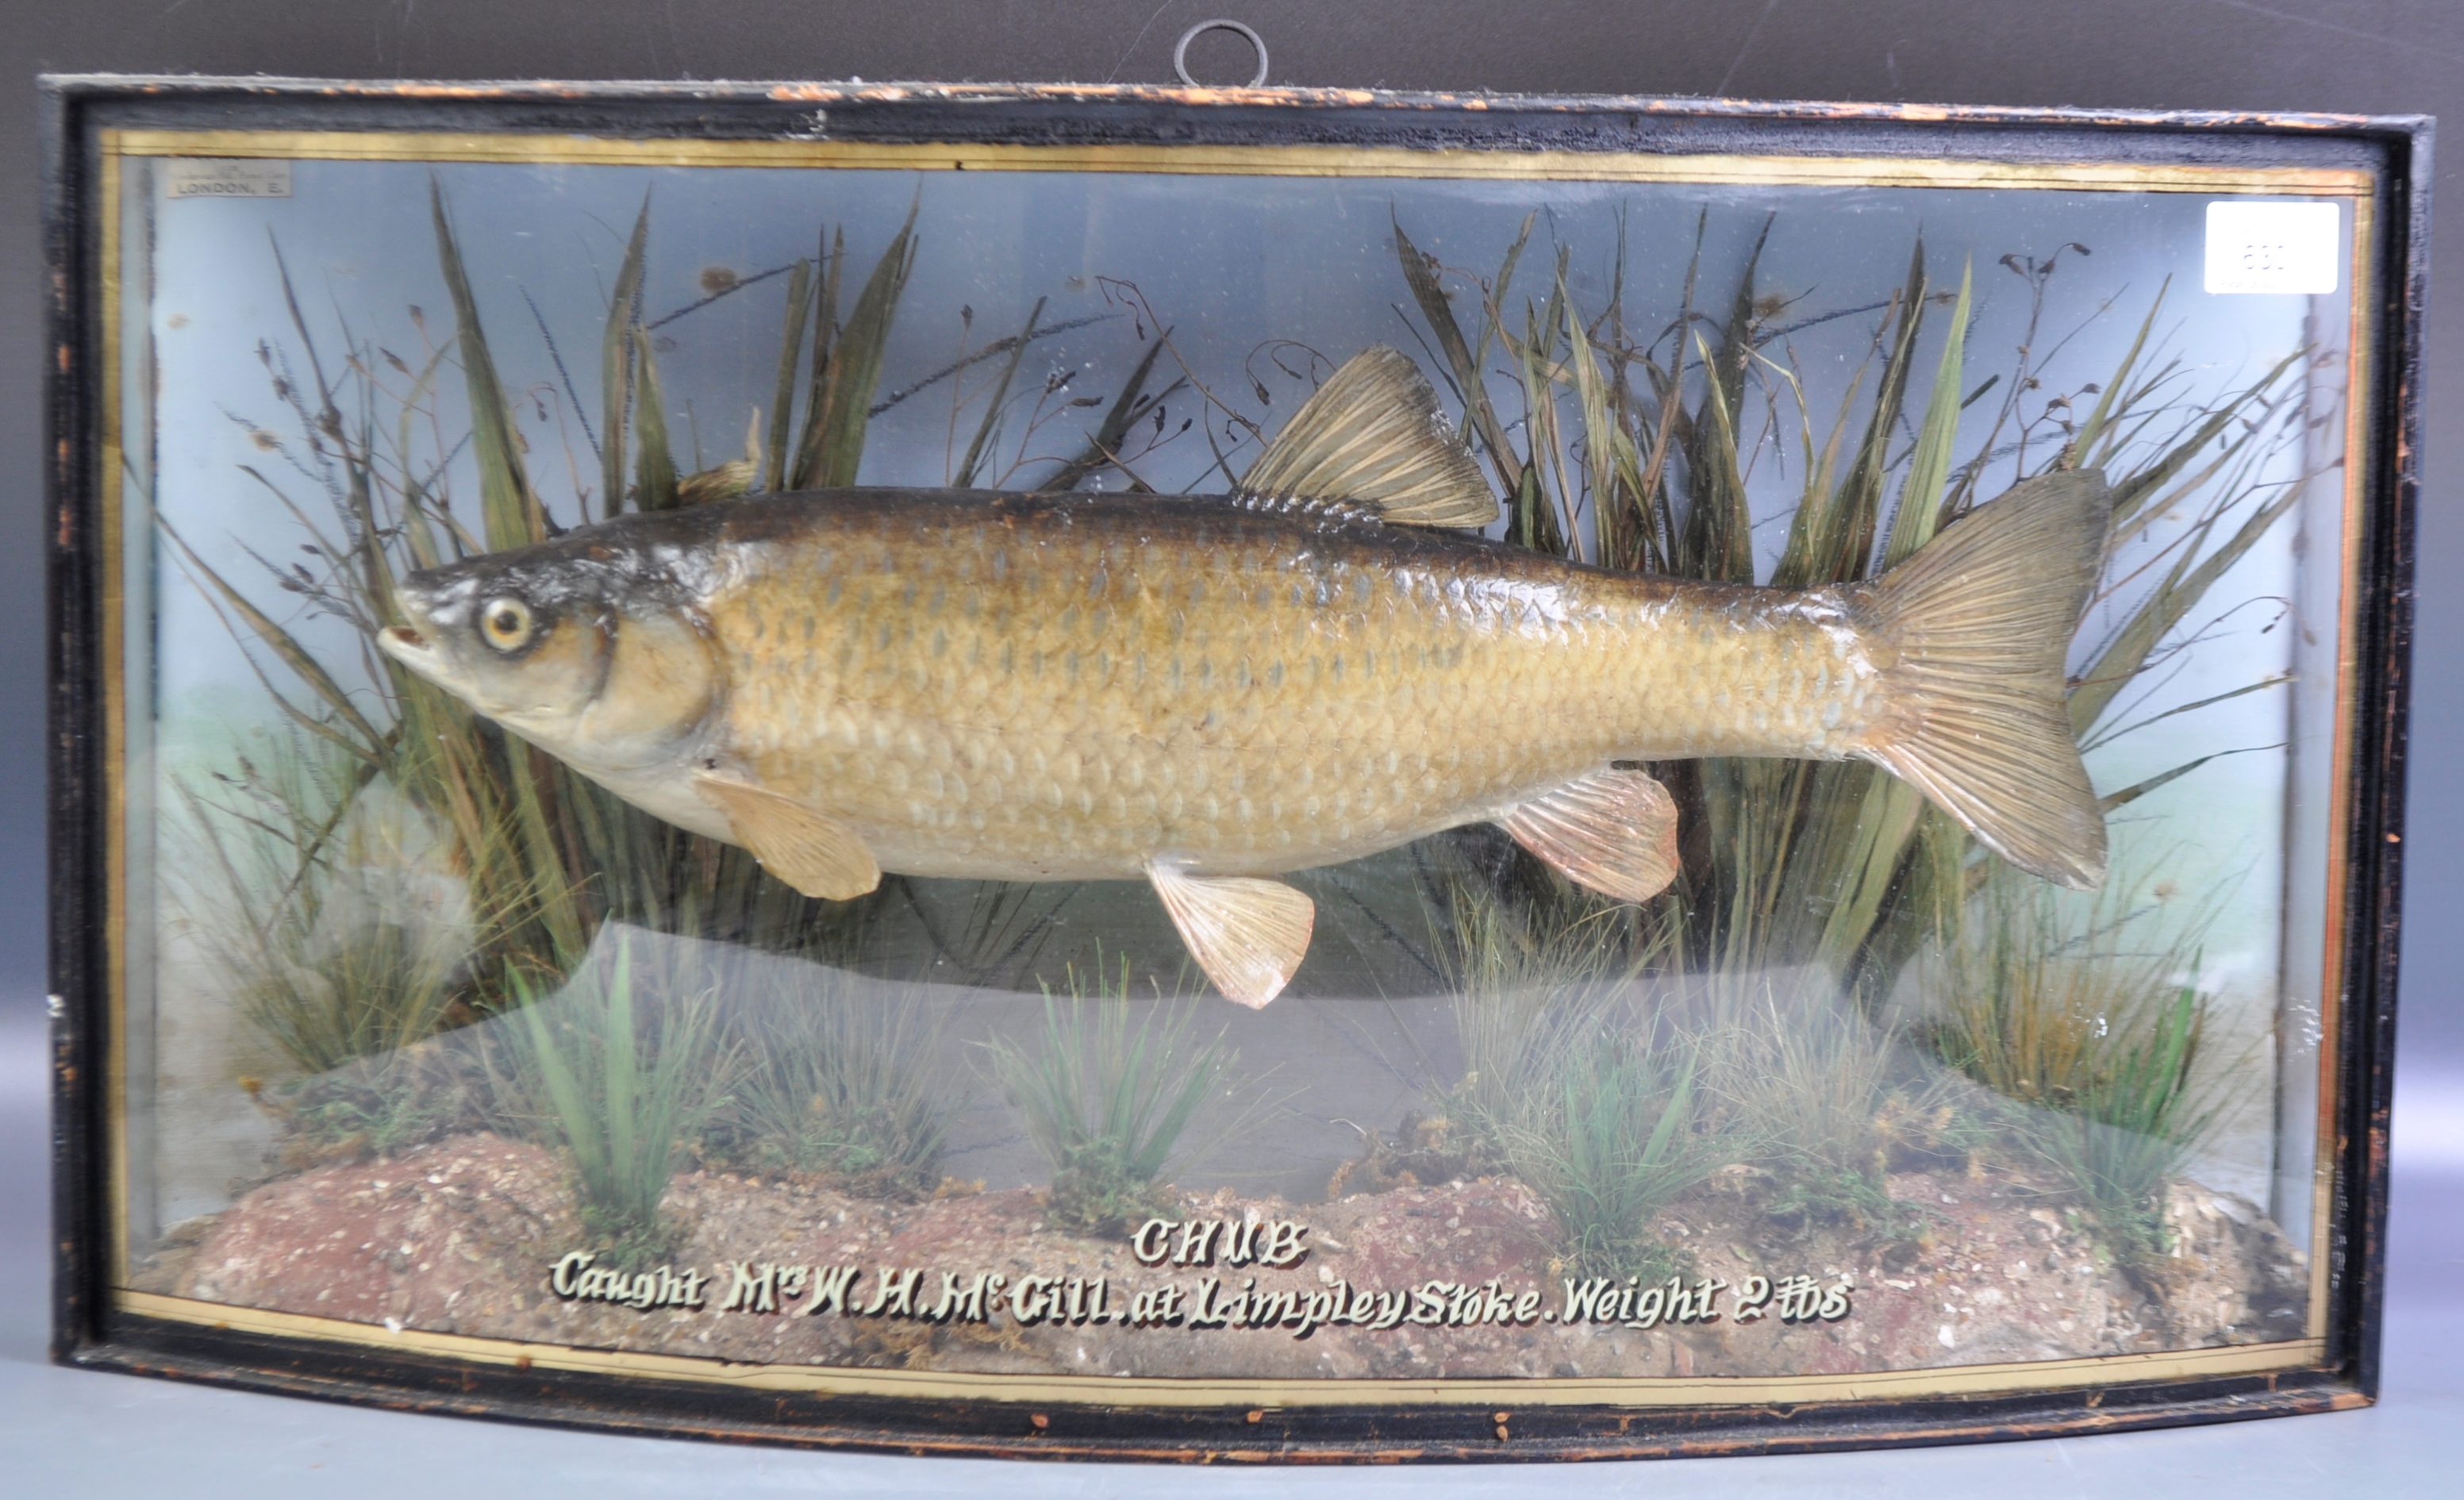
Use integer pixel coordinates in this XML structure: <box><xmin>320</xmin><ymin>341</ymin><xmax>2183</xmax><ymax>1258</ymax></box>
<box><xmin>379</xmin><ymin>347</ymin><xmax>2108</xmax><ymax>1008</ymax></box>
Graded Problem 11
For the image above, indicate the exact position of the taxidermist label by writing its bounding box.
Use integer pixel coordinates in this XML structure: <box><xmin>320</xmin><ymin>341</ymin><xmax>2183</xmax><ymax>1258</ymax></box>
<box><xmin>160</xmin><ymin>159</ymin><xmax>293</xmax><ymax>199</ymax></box>
<box><xmin>2205</xmin><ymin>200</ymin><xmax>2339</xmax><ymax>294</ymax></box>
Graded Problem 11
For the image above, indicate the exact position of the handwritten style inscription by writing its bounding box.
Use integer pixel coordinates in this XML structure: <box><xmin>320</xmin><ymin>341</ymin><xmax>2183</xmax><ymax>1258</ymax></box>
<box><xmin>550</xmin><ymin>1253</ymin><xmax>707</xmax><ymax>1310</ymax></box>
<box><xmin>1128</xmin><ymin>1216</ymin><xmax>1309</xmax><ymax>1268</ymax></box>
<box><xmin>546</xmin><ymin>1218</ymin><xmax>1855</xmax><ymax>1337</ymax></box>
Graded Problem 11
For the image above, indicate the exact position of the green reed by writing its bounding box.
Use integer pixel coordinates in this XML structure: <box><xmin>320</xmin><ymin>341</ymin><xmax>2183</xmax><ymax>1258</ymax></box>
<box><xmin>1433</xmin><ymin>881</ymin><xmax>1741</xmax><ymax>1279</ymax></box>
<box><xmin>984</xmin><ymin>956</ymin><xmax>1265</xmax><ymax>1236</ymax></box>
<box><xmin>1937</xmin><ymin>870</ymin><xmax>2229</xmax><ymax>1265</ymax></box>
<box><xmin>710</xmin><ymin>969</ymin><xmax>952</xmax><ymax>1198</ymax></box>
<box><xmin>498</xmin><ymin>934</ymin><xmax>736</xmax><ymax>1267</ymax></box>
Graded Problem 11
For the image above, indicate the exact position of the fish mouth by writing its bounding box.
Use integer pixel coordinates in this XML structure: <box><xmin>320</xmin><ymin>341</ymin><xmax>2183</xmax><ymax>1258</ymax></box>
<box><xmin>379</xmin><ymin>586</ymin><xmax>440</xmax><ymax>665</ymax></box>
<box><xmin>377</xmin><ymin>621</ymin><xmax>440</xmax><ymax>675</ymax></box>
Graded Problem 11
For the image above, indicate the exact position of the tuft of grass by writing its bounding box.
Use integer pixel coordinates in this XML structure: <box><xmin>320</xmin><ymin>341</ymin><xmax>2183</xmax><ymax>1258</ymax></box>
<box><xmin>1934</xmin><ymin>871</ymin><xmax>2228</xmax><ymax>1266</ymax></box>
<box><xmin>1506</xmin><ymin>1029</ymin><xmax>1721</xmax><ymax>1284</ymax></box>
<box><xmin>246</xmin><ymin>1044</ymin><xmax>493</xmax><ymax>1169</ymax></box>
<box><xmin>985</xmin><ymin>956</ymin><xmax>1259</xmax><ymax>1236</ymax></box>
<box><xmin>1436</xmin><ymin>876</ymin><xmax>1658</xmax><ymax>1164</ymax></box>
<box><xmin>1436</xmin><ymin>881</ymin><xmax>1736</xmax><ymax>1279</ymax></box>
<box><xmin>498</xmin><ymin>933</ymin><xmax>735</xmax><ymax>1267</ymax></box>
<box><xmin>1934</xmin><ymin>872</ymin><xmax>2205</xmax><ymax>1110</ymax></box>
<box><xmin>167</xmin><ymin>736</ymin><xmax>471</xmax><ymax>1090</ymax></box>
<box><xmin>712</xmin><ymin>971</ymin><xmax>951</xmax><ymax>1198</ymax></box>
<box><xmin>2040</xmin><ymin>981</ymin><xmax>2223</xmax><ymax>1267</ymax></box>
<box><xmin>1713</xmin><ymin>973</ymin><xmax>1926</xmax><ymax>1238</ymax></box>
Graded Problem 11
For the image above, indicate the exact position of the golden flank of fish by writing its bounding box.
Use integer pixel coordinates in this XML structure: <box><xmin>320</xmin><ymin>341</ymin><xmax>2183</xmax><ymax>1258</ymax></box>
<box><xmin>379</xmin><ymin>347</ymin><xmax>2108</xmax><ymax>1007</ymax></box>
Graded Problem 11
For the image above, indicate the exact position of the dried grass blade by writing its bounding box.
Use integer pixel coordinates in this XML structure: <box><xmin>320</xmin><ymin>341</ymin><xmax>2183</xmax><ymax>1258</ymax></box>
<box><xmin>2069</xmin><ymin>482</ymin><xmax>2303</xmax><ymax>733</ymax></box>
<box><xmin>1393</xmin><ymin>213</ymin><xmax>1524</xmax><ymax>498</ymax></box>
<box><xmin>805</xmin><ymin>207</ymin><xmax>918</xmax><ymax>490</ymax></box>
<box><xmin>1683</xmin><ymin>332</ymin><xmax>1755</xmax><ymax>583</ymax></box>
<box><xmin>1883</xmin><ymin>260</ymin><xmax>1972</xmax><ymax>570</ymax></box>
<box><xmin>1820</xmin><ymin>243</ymin><xmax>1928</xmax><ymax>583</ymax></box>
<box><xmin>630</xmin><ymin>325</ymin><xmax>678</xmax><ymax>510</ymax></box>
<box><xmin>430</xmin><ymin>182</ymin><xmax>540</xmax><ymax>548</ymax></box>
<box><xmin>1039</xmin><ymin>336</ymin><xmax>1169</xmax><ymax>492</ymax></box>
<box><xmin>2095</xmin><ymin>748</ymin><xmax>2270</xmax><ymax>812</ymax></box>
<box><xmin>764</xmin><ymin>259</ymin><xmax>815</xmax><ymax>490</ymax></box>
<box><xmin>2105</xmin><ymin>425</ymin><xmax>2269</xmax><ymax>553</ymax></box>
<box><xmin>787</xmin><ymin>229</ymin><xmax>846</xmax><ymax>489</ymax></box>
<box><xmin>160</xmin><ymin>519</ymin><xmax>386</xmax><ymax>753</ymax></box>
<box><xmin>600</xmin><ymin>197</ymin><xmax>650</xmax><ymax>516</ymax></box>
<box><xmin>2080</xmin><ymin>674</ymin><xmax>2289</xmax><ymax>754</ymax></box>
<box><xmin>2071</xmin><ymin>280</ymin><xmax>2166</xmax><ymax>465</ymax></box>
<box><xmin>1563</xmin><ymin>286</ymin><xmax>1617</xmax><ymax>566</ymax></box>
<box><xmin>956</xmin><ymin>297</ymin><xmax>1044</xmax><ymax>488</ymax></box>
<box><xmin>392</xmin><ymin>344</ymin><xmax>452</xmax><ymax>568</ymax></box>
<box><xmin>1812</xmin><ymin>775</ymin><xmax>1924</xmax><ymax>973</ymax></box>
<box><xmin>2108</xmin><ymin>349</ymin><xmax>2302</xmax><ymax>529</ymax></box>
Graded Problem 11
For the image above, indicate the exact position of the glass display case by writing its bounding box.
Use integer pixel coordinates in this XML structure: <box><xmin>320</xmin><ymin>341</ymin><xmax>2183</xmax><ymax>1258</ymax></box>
<box><xmin>43</xmin><ymin>77</ymin><xmax>2426</xmax><ymax>1460</ymax></box>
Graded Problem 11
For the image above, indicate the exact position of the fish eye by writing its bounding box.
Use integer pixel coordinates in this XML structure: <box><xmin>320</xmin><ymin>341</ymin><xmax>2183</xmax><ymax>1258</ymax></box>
<box><xmin>479</xmin><ymin>596</ymin><xmax>536</xmax><ymax>653</ymax></box>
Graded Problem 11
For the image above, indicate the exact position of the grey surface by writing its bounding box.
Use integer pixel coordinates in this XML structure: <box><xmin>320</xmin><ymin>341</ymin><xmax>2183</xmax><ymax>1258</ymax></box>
<box><xmin>5</xmin><ymin>0</ymin><xmax>2462</xmax><ymax>1492</ymax></box>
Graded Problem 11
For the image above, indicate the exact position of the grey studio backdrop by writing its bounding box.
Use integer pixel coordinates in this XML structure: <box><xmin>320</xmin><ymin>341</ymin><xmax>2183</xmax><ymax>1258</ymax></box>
<box><xmin>2</xmin><ymin>4</ymin><xmax>2458</xmax><ymax>1496</ymax></box>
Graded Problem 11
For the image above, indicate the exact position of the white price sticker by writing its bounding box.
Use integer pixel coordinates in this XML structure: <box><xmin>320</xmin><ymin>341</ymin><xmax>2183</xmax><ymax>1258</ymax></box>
<box><xmin>2204</xmin><ymin>201</ymin><xmax>2339</xmax><ymax>295</ymax></box>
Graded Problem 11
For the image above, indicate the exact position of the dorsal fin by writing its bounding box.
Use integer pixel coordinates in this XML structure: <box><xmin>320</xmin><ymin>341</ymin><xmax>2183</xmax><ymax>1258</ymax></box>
<box><xmin>1238</xmin><ymin>346</ymin><xmax>1498</xmax><ymax>529</ymax></box>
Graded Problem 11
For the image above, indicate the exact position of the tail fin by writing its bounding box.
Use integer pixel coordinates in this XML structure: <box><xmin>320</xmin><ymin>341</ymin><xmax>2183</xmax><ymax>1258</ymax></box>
<box><xmin>1859</xmin><ymin>471</ymin><xmax>2110</xmax><ymax>890</ymax></box>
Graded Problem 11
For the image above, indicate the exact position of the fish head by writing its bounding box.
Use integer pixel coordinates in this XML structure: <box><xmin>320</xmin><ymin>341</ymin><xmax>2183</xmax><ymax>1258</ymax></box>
<box><xmin>377</xmin><ymin>537</ymin><xmax>722</xmax><ymax>776</ymax></box>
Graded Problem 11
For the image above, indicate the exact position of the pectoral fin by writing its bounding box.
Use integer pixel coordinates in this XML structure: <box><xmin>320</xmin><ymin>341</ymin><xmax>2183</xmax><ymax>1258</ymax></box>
<box><xmin>1501</xmin><ymin>768</ymin><xmax>1681</xmax><ymax>903</ymax></box>
<box><xmin>1147</xmin><ymin>865</ymin><xmax>1316</xmax><ymax>1010</ymax></box>
<box><xmin>692</xmin><ymin>773</ymin><xmax>882</xmax><ymax>901</ymax></box>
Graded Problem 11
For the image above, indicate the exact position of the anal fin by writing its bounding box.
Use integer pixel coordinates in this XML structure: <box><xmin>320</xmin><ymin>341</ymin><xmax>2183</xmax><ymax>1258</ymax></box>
<box><xmin>1147</xmin><ymin>865</ymin><xmax>1316</xmax><ymax>1010</ymax></box>
<box><xmin>693</xmin><ymin>773</ymin><xmax>882</xmax><ymax>901</ymax></box>
<box><xmin>1501</xmin><ymin>768</ymin><xmax>1681</xmax><ymax>903</ymax></box>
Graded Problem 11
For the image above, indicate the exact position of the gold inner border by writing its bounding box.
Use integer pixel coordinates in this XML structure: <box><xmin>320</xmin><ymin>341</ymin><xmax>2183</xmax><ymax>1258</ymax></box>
<box><xmin>98</xmin><ymin>145</ymin><xmax>128</xmax><ymax>1290</ymax></box>
<box><xmin>121</xmin><ymin>1291</ymin><xmax>2328</xmax><ymax>1410</ymax></box>
<box><xmin>2306</xmin><ymin>194</ymin><xmax>2378</xmax><ymax>1335</ymax></box>
<box><xmin>92</xmin><ymin>124</ymin><xmax>2375</xmax><ymax>1407</ymax></box>
<box><xmin>106</xmin><ymin>129</ymin><xmax>2379</xmax><ymax>194</ymax></box>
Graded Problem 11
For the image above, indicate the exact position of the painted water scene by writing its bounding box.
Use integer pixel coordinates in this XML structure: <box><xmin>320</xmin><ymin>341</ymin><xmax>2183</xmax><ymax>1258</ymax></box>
<box><xmin>113</xmin><ymin>149</ymin><xmax>2349</xmax><ymax>1386</ymax></box>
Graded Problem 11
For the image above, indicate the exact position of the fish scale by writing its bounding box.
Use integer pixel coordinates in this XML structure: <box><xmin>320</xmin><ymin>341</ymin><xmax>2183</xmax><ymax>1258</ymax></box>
<box><xmin>703</xmin><ymin>489</ymin><xmax>1875</xmax><ymax>882</ymax></box>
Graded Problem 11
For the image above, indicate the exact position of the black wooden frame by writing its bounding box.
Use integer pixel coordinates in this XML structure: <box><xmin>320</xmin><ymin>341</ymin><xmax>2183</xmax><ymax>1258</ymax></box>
<box><xmin>40</xmin><ymin>75</ymin><xmax>2431</xmax><ymax>1463</ymax></box>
